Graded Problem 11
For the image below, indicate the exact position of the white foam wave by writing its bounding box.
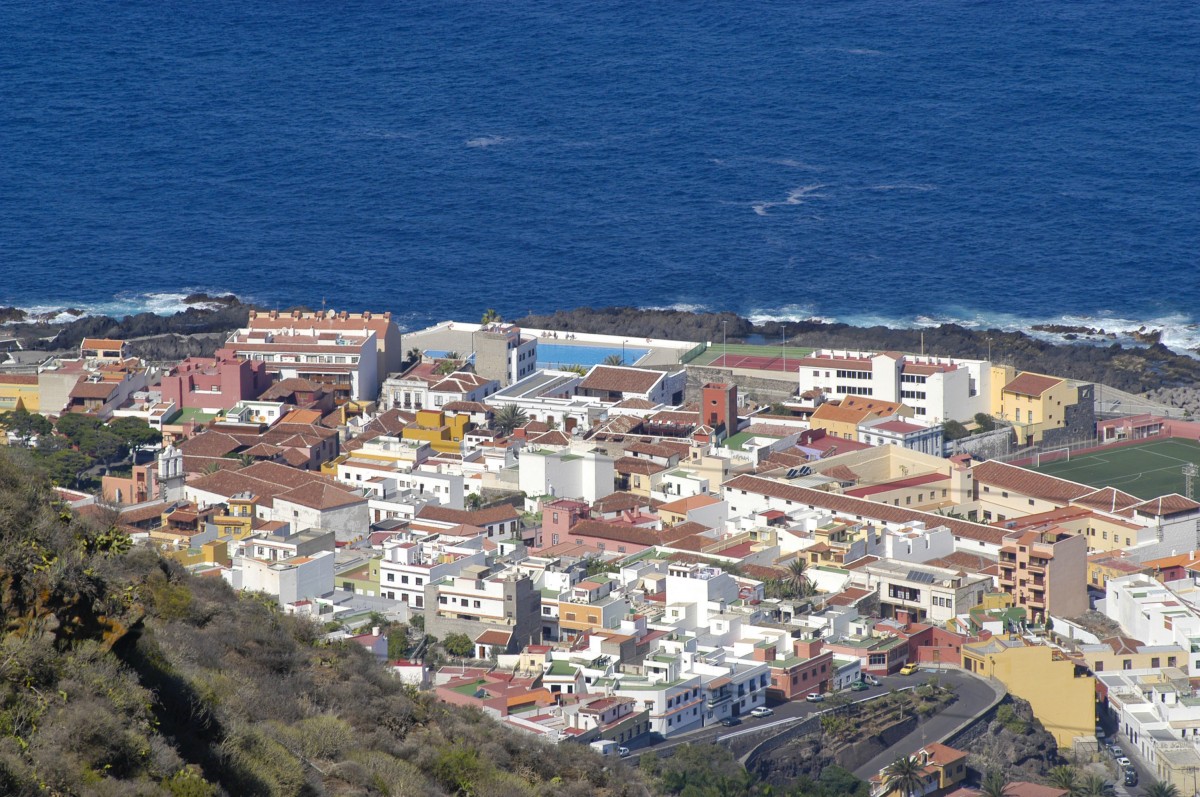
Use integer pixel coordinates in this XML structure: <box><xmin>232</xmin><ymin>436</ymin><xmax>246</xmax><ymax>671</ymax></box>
<box><xmin>645</xmin><ymin>302</ymin><xmax>714</xmax><ymax>314</ymax></box>
<box><xmin>465</xmin><ymin>135</ymin><xmax>509</xmax><ymax>148</ymax></box>
<box><xmin>744</xmin><ymin>304</ymin><xmax>834</xmax><ymax>325</ymax></box>
<box><xmin>1</xmin><ymin>290</ymin><xmax>245</xmax><ymax>324</ymax></box>
<box><xmin>751</xmin><ymin>184</ymin><xmax>827</xmax><ymax>216</ymax></box>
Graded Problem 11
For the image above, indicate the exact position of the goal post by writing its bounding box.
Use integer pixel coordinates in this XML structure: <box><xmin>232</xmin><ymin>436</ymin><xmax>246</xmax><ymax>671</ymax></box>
<box><xmin>1035</xmin><ymin>447</ymin><xmax>1071</xmax><ymax>468</ymax></box>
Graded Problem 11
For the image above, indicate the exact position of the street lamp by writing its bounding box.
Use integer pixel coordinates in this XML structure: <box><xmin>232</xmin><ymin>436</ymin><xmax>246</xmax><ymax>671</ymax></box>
<box><xmin>722</xmin><ymin>320</ymin><xmax>728</xmax><ymax>366</ymax></box>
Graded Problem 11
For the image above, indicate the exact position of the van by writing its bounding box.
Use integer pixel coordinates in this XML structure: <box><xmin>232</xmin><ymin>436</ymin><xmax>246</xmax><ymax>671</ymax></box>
<box><xmin>589</xmin><ymin>740</ymin><xmax>618</xmax><ymax>757</ymax></box>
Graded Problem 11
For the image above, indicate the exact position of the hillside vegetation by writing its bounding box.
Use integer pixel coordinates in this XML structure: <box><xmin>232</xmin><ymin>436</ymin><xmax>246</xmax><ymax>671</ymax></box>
<box><xmin>0</xmin><ymin>450</ymin><xmax>651</xmax><ymax>797</ymax></box>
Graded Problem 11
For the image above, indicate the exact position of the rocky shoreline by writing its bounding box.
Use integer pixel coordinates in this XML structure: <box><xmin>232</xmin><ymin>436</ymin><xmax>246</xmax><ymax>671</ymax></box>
<box><xmin>4</xmin><ymin>302</ymin><xmax>1198</xmax><ymax>400</ymax></box>
<box><xmin>516</xmin><ymin>306</ymin><xmax>1200</xmax><ymax>395</ymax></box>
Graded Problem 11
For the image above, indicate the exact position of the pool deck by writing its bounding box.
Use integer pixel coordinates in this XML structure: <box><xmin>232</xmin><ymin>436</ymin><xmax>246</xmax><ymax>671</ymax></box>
<box><xmin>399</xmin><ymin>321</ymin><xmax>700</xmax><ymax>371</ymax></box>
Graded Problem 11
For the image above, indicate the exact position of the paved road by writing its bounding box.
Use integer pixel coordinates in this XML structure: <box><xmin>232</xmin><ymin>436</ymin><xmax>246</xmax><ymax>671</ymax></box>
<box><xmin>851</xmin><ymin>669</ymin><xmax>1003</xmax><ymax>780</ymax></box>
<box><xmin>625</xmin><ymin>667</ymin><xmax>1000</xmax><ymax>769</ymax></box>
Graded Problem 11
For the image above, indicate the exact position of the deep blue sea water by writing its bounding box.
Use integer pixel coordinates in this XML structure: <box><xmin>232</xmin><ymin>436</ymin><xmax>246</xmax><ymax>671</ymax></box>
<box><xmin>2</xmin><ymin>2</ymin><xmax>1197</xmax><ymax>346</ymax></box>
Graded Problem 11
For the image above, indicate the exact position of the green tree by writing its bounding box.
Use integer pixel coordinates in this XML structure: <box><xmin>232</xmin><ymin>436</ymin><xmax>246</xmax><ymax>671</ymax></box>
<box><xmin>0</xmin><ymin>407</ymin><xmax>52</xmax><ymax>445</ymax></box>
<box><xmin>1144</xmin><ymin>782</ymin><xmax>1181</xmax><ymax>797</ymax></box>
<box><xmin>55</xmin><ymin>411</ymin><xmax>102</xmax><ymax>444</ymax></box>
<box><xmin>387</xmin><ymin>626</ymin><xmax>409</xmax><ymax>661</ymax></box>
<box><xmin>492</xmin><ymin>404</ymin><xmax>528</xmax><ymax>436</ymax></box>
<box><xmin>41</xmin><ymin>449</ymin><xmax>93</xmax><ymax>487</ymax></box>
<box><xmin>409</xmin><ymin>612</ymin><xmax>425</xmax><ymax>632</ymax></box>
<box><xmin>405</xmin><ymin>347</ymin><xmax>422</xmax><ymax>363</ymax></box>
<box><xmin>109</xmin><ymin>416</ymin><xmax>162</xmax><ymax>451</ymax></box>
<box><xmin>442</xmin><ymin>633</ymin><xmax>474</xmax><ymax>658</ymax></box>
<box><xmin>974</xmin><ymin>412</ymin><xmax>997</xmax><ymax>432</ymax></box>
<box><xmin>480</xmin><ymin>309</ymin><xmax>502</xmax><ymax>325</ymax></box>
<box><xmin>1078</xmin><ymin>774</ymin><xmax>1116</xmax><ymax>797</ymax></box>
<box><xmin>79</xmin><ymin>427</ymin><xmax>126</xmax><ymax>472</ymax></box>
<box><xmin>561</xmin><ymin>364</ymin><xmax>587</xmax><ymax>376</ymax></box>
<box><xmin>1045</xmin><ymin>765</ymin><xmax>1080</xmax><ymax>796</ymax></box>
<box><xmin>465</xmin><ymin>493</ymin><xmax>484</xmax><ymax>511</ymax></box>
<box><xmin>943</xmin><ymin>419</ymin><xmax>969</xmax><ymax>441</ymax></box>
<box><xmin>980</xmin><ymin>770</ymin><xmax>1013</xmax><ymax>797</ymax></box>
<box><xmin>787</xmin><ymin>557</ymin><xmax>815</xmax><ymax>598</ymax></box>
<box><xmin>882</xmin><ymin>755</ymin><xmax>927</xmax><ymax>797</ymax></box>
<box><xmin>602</xmin><ymin>354</ymin><xmax>624</xmax><ymax>366</ymax></box>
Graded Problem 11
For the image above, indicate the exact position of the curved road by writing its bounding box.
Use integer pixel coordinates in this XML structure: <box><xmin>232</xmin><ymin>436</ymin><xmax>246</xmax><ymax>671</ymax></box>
<box><xmin>625</xmin><ymin>667</ymin><xmax>1005</xmax><ymax>778</ymax></box>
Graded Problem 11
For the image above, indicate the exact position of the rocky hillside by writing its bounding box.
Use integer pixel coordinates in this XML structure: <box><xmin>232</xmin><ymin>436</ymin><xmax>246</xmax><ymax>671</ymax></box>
<box><xmin>953</xmin><ymin>696</ymin><xmax>1064</xmax><ymax>782</ymax></box>
<box><xmin>0</xmin><ymin>449</ymin><xmax>650</xmax><ymax>797</ymax></box>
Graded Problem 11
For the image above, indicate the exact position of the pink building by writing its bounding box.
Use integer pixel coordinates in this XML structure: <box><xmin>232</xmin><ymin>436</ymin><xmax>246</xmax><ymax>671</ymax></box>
<box><xmin>159</xmin><ymin>355</ymin><xmax>272</xmax><ymax>411</ymax></box>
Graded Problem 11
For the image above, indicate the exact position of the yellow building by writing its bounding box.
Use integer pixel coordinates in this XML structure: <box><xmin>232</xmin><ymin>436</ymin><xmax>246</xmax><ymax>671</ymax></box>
<box><xmin>209</xmin><ymin>493</ymin><xmax>264</xmax><ymax>542</ymax></box>
<box><xmin>163</xmin><ymin>539</ymin><xmax>231</xmax><ymax>568</ymax></box>
<box><xmin>402</xmin><ymin>409</ymin><xmax>470</xmax><ymax>454</ymax></box>
<box><xmin>0</xmin><ymin>374</ymin><xmax>40</xmax><ymax>415</ymax></box>
<box><xmin>962</xmin><ymin>635</ymin><xmax>1095</xmax><ymax>750</ymax></box>
<box><xmin>1080</xmin><ymin>638</ymin><xmax>1187</xmax><ymax>675</ymax></box>
<box><xmin>994</xmin><ymin>370</ymin><xmax>1085</xmax><ymax>446</ymax></box>
<box><xmin>1087</xmin><ymin>551</ymin><xmax>1151</xmax><ymax>589</ymax></box>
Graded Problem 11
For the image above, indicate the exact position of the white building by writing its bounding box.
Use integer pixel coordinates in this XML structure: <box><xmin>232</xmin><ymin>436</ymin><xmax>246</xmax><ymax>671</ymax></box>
<box><xmin>519</xmin><ymin>446</ymin><xmax>615</xmax><ymax>504</ymax></box>
<box><xmin>858</xmin><ymin>415</ymin><xmax>944</xmax><ymax>457</ymax></box>
<box><xmin>230</xmin><ymin>549</ymin><xmax>335</xmax><ymax>606</ymax></box>
<box><xmin>379</xmin><ymin>536</ymin><xmax>486</xmax><ymax>609</ymax></box>
<box><xmin>224</xmin><ymin>325</ymin><xmax>379</xmax><ymax>402</ymax></box>
<box><xmin>795</xmin><ymin>349</ymin><xmax>991</xmax><ymax>422</ymax></box>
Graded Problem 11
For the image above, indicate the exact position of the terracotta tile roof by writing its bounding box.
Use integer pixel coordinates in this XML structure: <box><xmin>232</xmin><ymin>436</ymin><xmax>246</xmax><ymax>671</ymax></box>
<box><xmin>475</xmin><ymin>629</ymin><xmax>512</xmax><ymax>646</ymax></box>
<box><xmin>178</xmin><ymin>431</ymin><xmax>242</xmax><ymax>459</ymax></box>
<box><xmin>1002</xmin><ymin>372</ymin><xmax>1062</xmax><ymax>397</ymax></box>
<box><xmin>820</xmin><ymin>464</ymin><xmax>861</xmax><ymax>483</ymax></box>
<box><xmin>613</xmin><ymin>456</ymin><xmax>667</xmax><ymax>476</ymax></box>
<box><xmin>442</xmin><ymin>401</ymin><xmax>492</xmax><ymax>413</ymax></box>
<box><xmin>527</xmin><ymin>430</ymin><xmax>571</xmax><ymax>447</ymax></box>
<box><xmin>117</xmin><ymin>501</ymin><xmax>169</xmax><ymax>524</ymax></box>
<box><xmin>826</xmin><ymin>586</ymin><xmax>874</xmax><ymax>606</ymax></box>
<box><xmin>579</xmin><ymin>365</ymin><xmax>662</xmax><ymax>395</ymax></box>
<box><xmin>612</xmin><ymin>398</ymin><xmax>658</xmax><ymax>410</ymax></box>
<box><xmin>657</xmin><ymin>494</ymin><xmax>721</xmax><ymax>515</ymax></box>
<box><xmin>811</xmin><ymin>398</ymin><xmax>906</xmax><ymax>426</ymax></box>
<box><xmin>660</xmin><ymin>520</ymin><xmax>712</xmax><ymax>542</ymax></box>
<box><xmin>69</xmin><ymin>380</ymin><xmax>118</xmax><ymax>399</ymax></box>
<box><xmin>723</xmin><ymin>473</ymin><xmax>1006</xmax><ymax>545</ymax></box>
<box><xmin>971</xmin><ymin>461</ymin><xmax>1092</xmax><ymax>505</ymax></box>
<box><xmin>276</xmin><ymin>481</ymin><xmax>364</xmax><ymax>510</ymax></box>
<box><xmin>430</xmin><ymin>372</ymin><xmax>492</xmax><ymax>393</ymax></box>
<box><xmin>593</xmin><ymin>492</ymin><xmax>663</xmax><ymax>515</ymax></box>
<box><xmin>259</xmin><ymin>377</ymin><xmax>326</xmax><ymax>400</ymax></box>
<box><xmin>925</xmin><ymin>551</ymin><xmax>998</xmax><ymax>572</ymax></box>
<box><xmin>247</xmin><ymin>310</ymin><xmax>395</xmax><ymax>337</ymax></box>
<box><xmin>1122</xmin><ymin>494</ymin><xmax>1200</xmax><ymax>518</ymax></box>
<box><xmin>81</xmin><ymin>338</ymin><xmax>126</xmax><ymax>349</ymax></box>
<box><xmin>417</xmin><ymin>504</ymin><xmax>519</xmax><ymax>526</ymax></box>
<box><xmin>1073</xmin><ymin>487</ymin><xmax>1141</xmax><ymax>513</ymax></box>
<box><xmin>844</xmin><ymin>472</ymin><xmax>947</xmax><ymax>498</ymax></box>
<box><xmin>624</xmin><ymin>441</ymin><xmax>682</xmax><ymax>459</ymax></box>
<box><xmin>567</xmin><ymin>520</ymin><xmax>659</xmax><ymax>547</ymax></box>
<box><xmin>0</xmin><ymin>374</ymin><xmax>37</xmax><ymax>385</ymax></box>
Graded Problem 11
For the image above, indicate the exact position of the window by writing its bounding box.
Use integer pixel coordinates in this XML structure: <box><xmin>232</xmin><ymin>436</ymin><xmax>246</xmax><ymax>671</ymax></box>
<box><xmin>386</xmin><ymin>573</ymin><xmax>395</xmax><ymax>583</ymax></box>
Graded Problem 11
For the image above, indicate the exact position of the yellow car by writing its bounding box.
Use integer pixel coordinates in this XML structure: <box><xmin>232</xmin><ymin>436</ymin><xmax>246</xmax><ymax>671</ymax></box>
<box><xmin>899</xmin><ymin>663</ymin><xmax>920</xmax><ymax>676</ymax></box>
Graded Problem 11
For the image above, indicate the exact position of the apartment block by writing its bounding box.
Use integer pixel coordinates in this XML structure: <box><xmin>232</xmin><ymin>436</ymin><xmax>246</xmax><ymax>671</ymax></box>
<box><xmin>997</xmin><ymin>527</ymin><xmax>1087</xmax><ymax>621</ymax></box>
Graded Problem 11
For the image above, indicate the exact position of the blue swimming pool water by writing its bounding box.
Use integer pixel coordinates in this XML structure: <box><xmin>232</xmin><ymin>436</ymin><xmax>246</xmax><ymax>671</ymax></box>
<box><xmin>536</xmin><ymin>344</ymin><xmax>649</xmax><ymax>369</ymax></box>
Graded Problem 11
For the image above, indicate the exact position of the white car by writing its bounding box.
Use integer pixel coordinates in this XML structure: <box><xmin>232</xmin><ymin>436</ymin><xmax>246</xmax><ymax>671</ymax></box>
<box><xmin>750</xmin><ymin>706</ymin><xmax>774</xmax><ymax>718</ymax></box>
<box><xmin>805</xmin><ymin>693</ymin><xmax>825</xmax><ymax>703</ymax></box>
<box><xmin>617</xmin><ymin>746</ymin><xmax>630</xmax><ymax>758</ymax></box>
<box><xmin>1116</xmin><ymin>756</ymin><xmax>1131</xmax><ymax>768</ymax></box>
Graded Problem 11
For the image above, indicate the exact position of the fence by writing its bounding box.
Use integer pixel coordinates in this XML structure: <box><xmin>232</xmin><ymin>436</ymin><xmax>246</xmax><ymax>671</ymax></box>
<box><xmin>678</xmin><ymin>341</ymin><xmax>709</xmax><ymax>365</ymax></box>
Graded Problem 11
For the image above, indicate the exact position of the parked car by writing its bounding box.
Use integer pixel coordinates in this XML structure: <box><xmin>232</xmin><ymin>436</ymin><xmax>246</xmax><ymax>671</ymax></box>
<box><xmin>1123</xmin><ymin>767</ymin><xmax>1137</xmax><ymax>787</ymax></box>
<box><xmin>899</xmin><ymin>663</ymin><xmax>920</xmax><ymax>676</ymax></box>
<box><xmin>849</xmin><ymin>681</ymin><xmax>870</xmax><ymax>692</ymax></box>
<box><xmin>750</xmin><ymin>706</ymin><xmax>774</xmax><ymax>718</ymax></box>
<box><xmin>805</xmin><ymin>693</ymin><xmax>825</xmax><ymax>703</ymax></box>
<box><xmin>720</xmin><ymin>717</ymin><xmax>741</xmax><ymax>727</ymax></box>
<box><xmin>617</xmin><ymin>747</ymin><xmax>630</xmax><ymax>758</ymax></box>
<box><xmin>864</xmin><ymin>675</ymin><xmax>881</xmax><ymax>686</ymax></box>
<box><xmin>1115</xmin><ymin>756</ymin><xmax>1131</xmax><ymax>768</ymax></box>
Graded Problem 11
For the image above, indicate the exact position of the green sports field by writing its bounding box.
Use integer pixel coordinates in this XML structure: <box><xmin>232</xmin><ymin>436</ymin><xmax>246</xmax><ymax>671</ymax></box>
<box><xmin>1025</xmin><ymin>438</ymin><xmax>1200</xmax><ymax>499</ymax></box>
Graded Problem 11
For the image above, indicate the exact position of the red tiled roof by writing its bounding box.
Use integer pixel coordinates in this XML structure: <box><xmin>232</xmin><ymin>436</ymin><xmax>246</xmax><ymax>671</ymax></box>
<box><xmin>1003</xmin><ymin>372</ymin><xmax>1062</xmax><ymax>397</ymax></box>
<box><xmin>579</xmin><ymin>366</ymin><xmax>662</xmax><ymax>395</ymax></box>
<box><xmin>972</xmin><ymin>461</ymin><xmax>1092</xmax><ymax>505</ymax></box>
<box><xmin>81</xmin><ymin>338</ymin><xmax>126</xmax><ymax>349</ymax></box>
<box><xmin>1073</xmin><ymin>487</ymin><xmax>1141</xmax><ymax>513</ymax></box>
<box><xmin>614</xmin><ymin>456</ymin><xmax>667</xmax><ymax>476</ymax></box>
<box><xmin>1123</xmin><ymin>494</ymin><xmax>1200</xmax><ymax>518</ymax></box>
<box><xmin>418</xmin><ymin>503</ymin><xmax>519</xmax><ymax>526</ymax></box>
<box><xmin>567</xmin><ymin>519</ymin><xmax>659</xmax><ymax>547</ymax></box>
<box><xmin>723</xmin><ymin>474</ymin><xmax>1006</xmax><ymax>545</ymax></box>
<box><xmin>843</xmin><ymin>472</ymin><xmax>947</xmax><ymax>498</ymax></box>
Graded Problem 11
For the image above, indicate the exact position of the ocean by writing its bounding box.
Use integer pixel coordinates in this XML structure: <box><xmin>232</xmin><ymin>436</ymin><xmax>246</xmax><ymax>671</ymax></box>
<box><xmin>2</xmin><ymin>2</ymin><xmax>1197</xmax><ymax>348</ymax></box>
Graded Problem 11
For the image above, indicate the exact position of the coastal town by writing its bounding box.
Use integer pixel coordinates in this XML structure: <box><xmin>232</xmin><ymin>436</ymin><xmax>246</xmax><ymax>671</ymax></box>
<box><xmin>4</xmin><ymin>308</ymin><xmax>1200</xmax><ymax>797</ymax></box>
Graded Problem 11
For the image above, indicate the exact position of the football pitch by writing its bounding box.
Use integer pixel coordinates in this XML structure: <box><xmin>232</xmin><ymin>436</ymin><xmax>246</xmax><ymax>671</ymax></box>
<box><xmin>1025</xmin><ymin>438</ymin><xmax>1200</xmax><ymax>500</ymax></box>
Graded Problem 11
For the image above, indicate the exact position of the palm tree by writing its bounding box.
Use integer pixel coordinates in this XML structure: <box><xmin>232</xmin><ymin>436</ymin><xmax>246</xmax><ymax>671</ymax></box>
<box><xmin>882</xmin><ymin>755</ymin><xmax>926</xmax><ymax>797</ymax></box>
<box><xmin>405</xmin><ymin>347</ymin><xmax>422</xmax><ymax>364</ymax></box>
<box><xmin>493</xmin><ymin>404</ymin><xmax>529</xmax><ymax>436</ymax></box>
<box><xmin>1144</xmin><ymin>782</ymin><xmax>1181</xmax><ymax>797</ymax></box>
<box><xmin>602</xmin><ymin>354</ymin><xmax>624</xmax><ymax>366</ymax></box>
<box><xmin>1078</xmin><ymin>774</ymin><xmax>1115</xmax><ymax>797</ymax></box>
<box><xmin>562</xmin><ymin>364</ymin><xmax>587</xmax><ymax>376</ymax></box>
<box><xmin>465</xmin><ymin>493</ymin><xmax>484</xmax><ymax>511</ymax></box>
<box><xmin>481</xmin><ymin>309</ymin><xmax>502</xmax><ymax>325</ymax></box>
<box><xmin>1045</xmin><ymin>765</ymin><xmax>1080</xmax><ymax>796</ymax></box>
<box><xmin>787</xmin><ymin>557</ymin><xmax>815</xmax><ymax>598</ymax></box>
<box><xmin>980</xmin><ymin>770</ymin><xmax>1012</xmax><ymax>797</ymax></box>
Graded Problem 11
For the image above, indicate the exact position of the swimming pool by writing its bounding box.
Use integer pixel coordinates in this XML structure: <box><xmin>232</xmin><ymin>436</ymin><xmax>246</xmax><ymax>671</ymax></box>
<box><xmin>536</xmin><ymin>343</ymin><xmax>650</xmax><ymax>369</ymax></box>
